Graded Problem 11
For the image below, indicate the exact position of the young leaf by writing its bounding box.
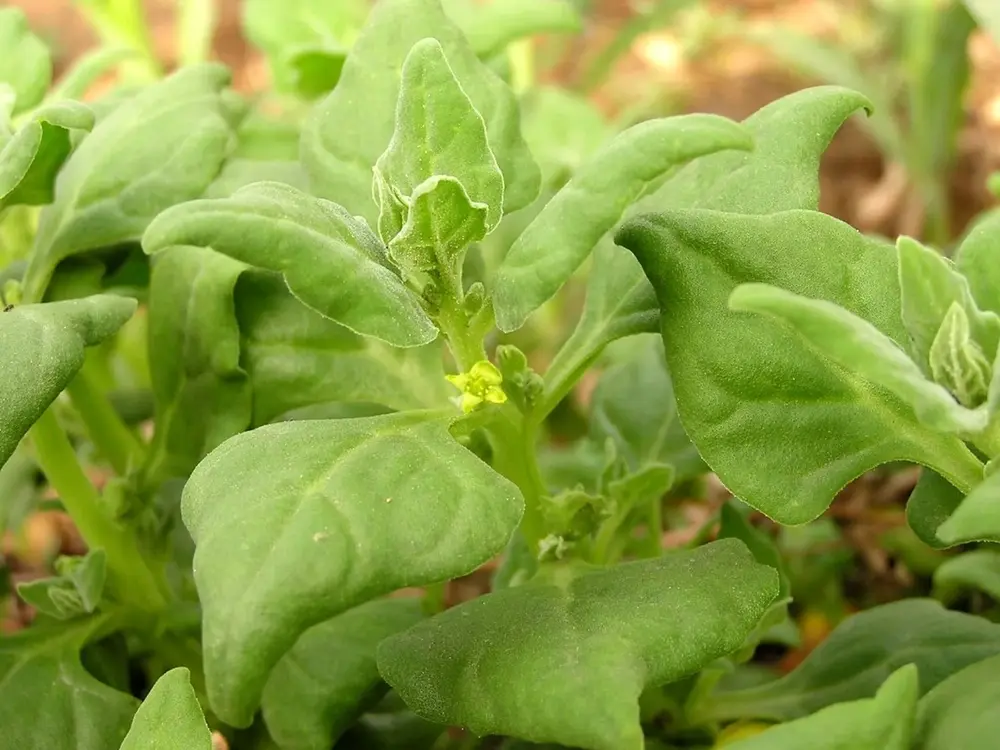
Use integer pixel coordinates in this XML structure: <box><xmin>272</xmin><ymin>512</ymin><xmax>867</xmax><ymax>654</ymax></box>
<box><xmin>262</xmin><ymin>598</ymin><xmax>425</xmax><ymax>750</ymax></box>
<box><xmin>936</xmin><ymin>469</ymin><xmax>1000</xmax><ymax>545</ymax></box>
<box><xmin>722</xmin><ymin>664</ymin><xmax>918</xmax><ymax>750</ymax></box>
<box><xmin>913</xmin><ymin>652</ymin><xmax>1000</xmax><ymax>749</ymax></box>
<box><xmin>0</xmin><ymin>294</ymin><xmax>137</xmax><ymax>468</ymax></box>
<box><xmin>955</xmin><ymin>211</ymin><xmax>1000</xmax><ymax>317</ymax></box>
<box><xmin>493</xmin><ymin>114</ymin><xmax>753</xmax><ymax>332</ymax></box>
<box><xmin>145</xmin><ymin>247</ymin><xmax>251</xmax><ymax>480</ymax></box>
<box><xmin>897</xmin><ymin>236</ymin><xmax>1000</xmax><ymax>372</ymax></box>
<box><xmin>729</xmin><ymin>283</ymin><xmax>986</xmax><ymax>433</ymax></box>
<box><xmin>0</xmin><ymin>8</ymin><xmax>51</xmax><ymax>115</ymax></box>
<box><xmin>617</xmin><ymin>209</ymin><xmax>982</xmax><ymax>525</ymax></box>
<box><xmin>0</xmin><ymin>618</ymin><xmax>139</xmax><ymax>750</ymax></box>
<box><xmin>375</xmin><ymin>37</ymin><xmax>504</xmax><ymax>238</ymax></box>
<box><xmin>119</xmin><ymin>667</ymin><xmax>212</xmax><ymax>750</ymax></box>
<box><xmin>17</xmin><ymin>548</ymin><xmax>107</xmax><ymax>620</ymax></box>
<box><xmin>0</xmin><ymin>101</ymin><xmax>95</xmax><ymax>210</ymax></box>
<box><xmin>707</xmin><ymin>599</ymin><xmax>1000</xmax><ymax>722</ymax></box>
<box><xmin>301</xmin><ymin>0</ymin><xmax>540</xmax><ymax>225</ymax></box>
<box><xmin>182</xmin><ymin>412</ymin><xmax>523</xmax><ymax>727</ymax></box>
<box><xmin>906</xmin><ymin>468</ymin><xmax>967</xmax><ymax>549</ymax></box>
<box><xmin>442</xmin><ymin>0</ymin><xmax>581</xmax><ymax>59</ymax></box>
<box><xmin>21</xmin><ymin>64</ymin><xmax>236</xmax><ymax>302</ymax></box>
<box><xmin>928</xmin><ymin>303</ymin><xmax>992</xmax><ymax>409</ymax></box>
<box><xmin>933</xmin><ymin>549</ymin><xmax>1000</xmax><ymax>603</ymax></box>
<box><xmin>142</xmin><ymin>181</ymin><xmax>437</xmax><ymax>347</ymax></box>
<box><xmin>377</xmin><ymin>539</ymin><xmax>778</xmax><ymax>750</ymax></box>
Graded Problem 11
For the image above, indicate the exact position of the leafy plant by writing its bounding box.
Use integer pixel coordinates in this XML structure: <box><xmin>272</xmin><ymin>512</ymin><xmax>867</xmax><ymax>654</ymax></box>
<box><xmin>3</xmin><ymin>1</ymin><xmax>1000</xmax><ymax>749</ymax></box>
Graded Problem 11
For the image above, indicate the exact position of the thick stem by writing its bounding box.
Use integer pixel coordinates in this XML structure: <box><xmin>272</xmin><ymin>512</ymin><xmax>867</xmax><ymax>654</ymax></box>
<box><xmin>30</xmin><ymin>409</ymin><xmax>166</xmax><ymax>612</ymax></box>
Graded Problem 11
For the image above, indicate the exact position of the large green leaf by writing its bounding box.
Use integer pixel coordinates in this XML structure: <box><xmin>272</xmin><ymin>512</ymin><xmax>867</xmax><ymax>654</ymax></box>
<box><xmin>21</xmin><ymin>64</ymin><xmax>236</xmax><ymax>302</ymax></box>
<box><xmin>617</xmin><ymin>209</ymin><xmax>982</xmax><ymax>524</ymax></box>
<box><xmin>0</xmin><ymin>294</ymin><xmax>137</xmax><ymax>468</ymax></box>
<box><xmin>0</xmin><ymin>618</ymin><xmax>139</xmax><ymax>750</ymax></box>
<box><xmin>0</xmin><ymin>101</ymin><xmax>94</xmax><ymax>210</ymax></box>
<box><xmin>262</xmin><ymin>598</ymin><xmax>425</xmax><ymax>750</ymax></box>
<box><xmin>724</xmin><ymin>665</ymin><xmax>917</xmax><ymax>750</ymax></box>
<box><xmin>145</xmin><ymin>246</ymin><xmax>251</xmax><ymax>480</ymax></box>
<box><xmin>301</xmin><ymin>0</ymin><xmax>539</xmax><ymax>225</ymax></box>
<box><xmin>707</xmin><ymin>599</ymin><xmax>1000</xmax><ymax>722</ymax></box>
<box><xmin>182</xmin><ymin>412</ymin><xmax>523</xmax><ymax>727</ymax></box>
<box><xmin>913</xmin><ymin>653</ymin><xmax>1000</xmax><ymax>749</ymax></box>
<box><xmin>0</xmin><ymin>8</ymin><xmax>51</xmax><ymax>115</ymax></box>
<box><xmin>378</xmin><ymin>539</ymin><xmax>778</xmax><ymax>750</ymax></box>
<box><xmin>119</xmin><ymin>668</ymin><xmax>211</xmax><ymax>750</ymax></box>
<box><xmin>142</xmin><ymin>181</ymin><xmax>437</xmax><ymax>347</ymax></box>
<box><xmin>493</xmin><ymin>114</ymin><xmax>752</xmax><ymax>332</ymax></box>
<box><xmin>235</xmin><ymin>270</ymin><xmax>449</xmax><ymax>426</ymax></box>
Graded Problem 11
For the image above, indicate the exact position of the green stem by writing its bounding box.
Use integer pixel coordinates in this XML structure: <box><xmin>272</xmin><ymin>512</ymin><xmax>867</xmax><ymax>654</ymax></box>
<box><xmin>438</xmin><ymin>296</ymin><xmax>488</xmax><ymax>373</ymax></box>
<box><xmin>66</xmin><ymin>354</ymin><xmax>145</xmax><ymax>476</ymax></box>
<box><xmin>30</xmin><ymin>408</ymin><xmax>166</xmax><ymax>612</ymax></box>
<box><xmin>642</xmin><ymin>496</ymin><xmax>663</xmax><ymax>558</ymax></box>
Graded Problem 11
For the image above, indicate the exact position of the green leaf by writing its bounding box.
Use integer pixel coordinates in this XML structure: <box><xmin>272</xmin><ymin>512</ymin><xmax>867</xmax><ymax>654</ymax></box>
<box><xmin>0</xmin><ymin>8</ymin><xmax>51</xmax><ymax>115</ymax></box>
<box><xmin>928</xmin><ymin>302</ymin><xmax>992</xmax><ymax>409</ymax></box>
<box><xmin>442</xmin><ymin>0</ymin><xmax>582</xmax><ymax>59</ymax></box>
<box><xmin>17</xmin><ymin>548</ymin><xmax>107</xmax><ymax>620</ymax></box>
<box><xmin>378</xmin><ymin>539</ymin><xmax>778</xmax><ymax>750</ymax></box>
<box><xmin>493</xmin><ymin>114</ymin><xmax>753</xmax><ymax>332</ymax></box>
<box><xmin>47</xmin><ymin>46</ymin><xmax>138</xmax><ymax>103</ymax></box>
<box><xmin>0</xmin><ymin>101</ymin><xmax>94</xmax><ymax>210</ymax></box>
<box><xmin>301</xmin><ymin>0</ymin><xmax>540</xmax><ymax>226</ymax></box>
<box><xmin>906</xmin><ymin>468</ymin><xmax>966</xmax><ymax>549</ymax></box>
<box><xmin>589</xmin><ymin>333</ymin><xmax>703</xmax><ymax>481</ymax></box>
<box><xmin>376</xmin><ymin>38</ymin><xmax>504</xmax><ymax>238</ymax></box>
<box><xmin>119</xmin><ymin>667</ymin><xmax>211</xmax><ymax>750</ymax></box>
<box><xmin>145</xmin><ymin>246</ymin><xmax>251</xmax><ymax>480</ymax></box>
<box><xmin>897</xmin><ymin>236</ymin><xmax>1000</xmax><ymax>373</ymax></box>
<box><xmin>936</xmin><ymin>468</ymin><xmax>1000</xmax><ymax>545</ymax></box>
<box><xmin>723</xmin><ymin>665</ymin><xmax>917</xmax><ymax>750</ymax></box>
<box><xmin>0</xmin><ymin>618</ymin><xmax>139</xmax><ymax>750</ymax></box>
<box><xmin>142</xmin><ymin>181</ymin><xmax>437</xmax><ymax>347</ymax></box>
<box><xmin>729</xmin><ymin>282</ymin><xmax>985</xmax><ymax>433</ymax></box>
<box><xmin>708</xmin><ymin>599</ymin><xmax>1000</xmax><ymax>722</ymax></box>
<box><xmin>933</xmin><ymin>549</ymin><xmax>1000</xmax><ymax>603</ymax></box>
<box><xmin>955</xmin><ymin>211</ymin><xmax>1000</xmax><ymax>317</ymax></box>
<box><xmin>183</xmin><ymin>412</ymin><xmax>523</xmax><ymax>727</ymax></box>
<box><xmin>262</xmin><ymin>598</ymin><xmax>425</xmax><ymax>750</ymax></box>
<box><xmin>0</xmin><ymin>294</ymin><xmax>137</xmax><ymax>468</ymax></box>
<box><xmin>913</xmin><ymin>652</ymin><xmax>1000</xmax><ymax>749</ymax></box>
<box><xmin>21</xmin><ymin>64</ymin><xmax>236</xmax><ymax>302</ymax></box>
<box><xmin>618</xmin><ymin>209</ymin><xmax>982</xmax><ymax>525</ymax></box>
<box><xmin>718</xmin><ymin>501</ymin><xmax>788</xmax><ymax>599</ymax></box>
<box><xmin>235</xmin><ymin>270</ymin><xmax>448</xmax><ymax>425</ymax></box>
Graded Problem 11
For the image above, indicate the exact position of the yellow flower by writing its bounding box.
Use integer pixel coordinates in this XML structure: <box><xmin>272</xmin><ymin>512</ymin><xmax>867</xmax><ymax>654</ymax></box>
<box><xmin>446</xmin><ymin>360</ymin><xmax>508</xmax><ymax>413</ymax></box>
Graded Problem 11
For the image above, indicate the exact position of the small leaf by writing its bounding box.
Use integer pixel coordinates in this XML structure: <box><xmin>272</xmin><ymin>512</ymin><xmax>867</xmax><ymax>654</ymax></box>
<box><xmin>936</xmin><ymin>469</ymin><xmax>1000</xmax><ymax>545</ymax></box>
<box><xmin>442</xmin><ymin>0</ymin><xmax>582</xmax><ymax>59</ymax></box>
<box><xmin>21</xmin><ymin>64</ymin><xmax>236</xmax><ymax>302</ymax></box>
<box><xmin>0</xmin><ymin>8</ymin><xmax>51</xmax><ymax>115</ymax></box>
<box><xmin>928</xmin><ymin>303</ymin><xmax>992</xmax><ymax>409</ymax></box>
<box><xmin>378</xmin><ymin>539</ymin><xmax>778</xmax><ymax>750</ymax></box>
<box><xmin>912</xmin><ymin>652</ymin><xmax>1000</xmax><ymax>749</ymax></box>
<box><xmin>142</xmin><ymin>181</ymin><xmax>437</xmax><ymax>347</ymax></box>
<box><xmin>493</xmin><ymin>114</ymin><xmax>753</xmax><ymax>332</ymax></box>
<box><xmin>0</xmin><ymin>101</ymin><xmax>95</xmax><ymax>210</ymax></box>
<box><xmin>183</xmin><ymin>412</ymin><xmax>523</xmax><ymax>726</ymax></box>
<box><xmin>729</xmin><ymin>283</ymin><xmax>986</xmax><ymax>433</ymax></box>
<box><xmin>375</xmin><ymin>38</ymin><xmax>504</xmax><ymax>238</ymax></box>
<box><xmin>0</xmin><ymin>294</ymin><xmax>137</xmax><ymax>468</ymax></box>
<box><xmin>933</xmin><ymin>549</ymin><xmax>1000</xmax><ymax>603</ymax></box>
<box><xmin>302</xmin><ymin>0</ymin><xmax>539</xmax><ymax>225</ymax></box>
<box><xmin>955</xmin><ymin>211</ymin><xmax>1000</xmax><ymax>317</ymax></box>
<box><xmin>119</xmin><ymin>667</ymin><xmax>211</xmax><ymax>750</ymax></box>
<box><xmin>723</xmin><ymin>665</ymin><xmax>918</xmax><ymax>750</ymax></box>
<box><xmin>17</xmin><ymin>549</ymin><xmax>107</xmax><ymax>620</ymax></box>
<box><xmin>708</xmin><ymin>599</ymin><xmax>1000</xmax><ymax>722</ymax></box>
<box><xmin>0</xmin><ymin>617</ymin><xmax>139</xmax><ymax>749</ymax></box>
<box><xmin>262</xmin><ymin>598</ymin><xmax>425</xmax><ymax>750</ymax></box>
<box><xmin>906</xmin><ymin>469</ymin><xmax>966</xmax><ymax>549</ymax></box>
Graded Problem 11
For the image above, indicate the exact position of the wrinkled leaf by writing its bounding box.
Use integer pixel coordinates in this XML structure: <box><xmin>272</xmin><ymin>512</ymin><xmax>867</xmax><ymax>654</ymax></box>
<box><xmin>142</xmin><ymin>181</ymin><xmax>437</xmax><ymax>347</ymax></box>
<box><xmin>183</xmin><ymin>412</ymin><xmax>523</xmax><ymax>726</ymax></box>
<box><xmin>119</xmin><ymin>667</ymin><xmax>211</xmax><ymax>750</ymax></box>
<box><xmin>494</xmin><ymin>114</ymin><xmax>752</xmax><ymax>332</ymax></box>
<box><xmin>0</xmin><ymin>294</ymin><xmax>137</xmax><ymax>468</ymax></box>
<box><xmin>262</xmin><ymin>598</ymin><xmax>425</xmax><ymax>750</ymax></box>
<box><xmin>913</xmin><ymin>652</ymin><xmax>1000</xmax><ymax>749</ymax></box>
<box><xmin>17</xmin><ymin>548</ymin><xmax>107</xmax><ymax>620</ymax></box>
<box><xmin>301</xmin><ymin>0</ymin><xmax>539</xmax><ymax>225</ymax></box>
<box><xmin>0</xmin><ymin>8</ymin><xmax>51</xmax><ymax>115</ymax></box>
<box><xmin>378</xmin><ymin>539</ymin><xmax>778</xmax><ymax>750</ymax></box>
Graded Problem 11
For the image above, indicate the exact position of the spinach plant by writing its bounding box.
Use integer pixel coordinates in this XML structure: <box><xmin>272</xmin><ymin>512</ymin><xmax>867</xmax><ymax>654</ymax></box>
<box><xmin>3</xmin><ymin>1</ymin><xmax>1000</xmax><ymax>749</ymax></box>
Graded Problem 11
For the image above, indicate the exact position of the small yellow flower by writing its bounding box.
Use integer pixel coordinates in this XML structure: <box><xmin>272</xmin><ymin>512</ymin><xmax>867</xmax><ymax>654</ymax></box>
<box><xmin>446</xmin><ymin>360</ymin><xmax>508</xmax><ymax>413</ymax></box>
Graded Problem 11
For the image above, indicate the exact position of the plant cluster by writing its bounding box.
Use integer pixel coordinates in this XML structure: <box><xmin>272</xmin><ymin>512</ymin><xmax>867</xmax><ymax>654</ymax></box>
<box><xmin>2</xmin><ymin>1</ymin><xmax>1000</xmax><ymax>749</ymax></box>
